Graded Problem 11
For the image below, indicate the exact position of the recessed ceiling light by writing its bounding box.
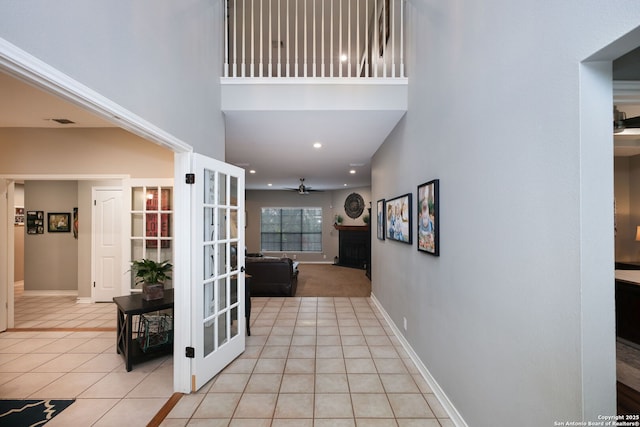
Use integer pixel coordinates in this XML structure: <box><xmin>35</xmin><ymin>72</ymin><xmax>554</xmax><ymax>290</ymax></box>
<box><xmin>344</xmin><ymin>183</ymin><xmax>348</xmax><ymax>187</ymax></box>
<box><xmin>313</xmin><ymin>142</ymin><xmax>322</xmax><ymax>149</ymax></box>
<box><xmin>349</xmin><ymin>170</ymin><xmax>356</xmax><ymax>174</ymax></box>
<box><xmin>249</xmin><ymin>170</ymin><xmax>256</xmax><ymax>174</ymax></box>
<box><xmin>268</xmin><ymin>183</ymin><xmax>273</xmax><ymax>187</ymax></box>
<box><xmin>340</xmin><ymin>54</ymin><xmax>348</xmax><ymax>62</ymax></box>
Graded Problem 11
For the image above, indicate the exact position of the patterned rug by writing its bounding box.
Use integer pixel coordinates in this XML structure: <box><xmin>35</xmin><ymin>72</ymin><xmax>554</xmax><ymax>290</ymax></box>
<box><xmin>0</xmin><ymin>399</ymin><xmax>75</xmax><ymax>426</ymax></box>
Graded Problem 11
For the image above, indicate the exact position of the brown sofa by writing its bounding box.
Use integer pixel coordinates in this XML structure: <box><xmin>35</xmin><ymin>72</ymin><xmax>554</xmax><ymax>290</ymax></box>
<box><xmin>245</xmin><ymin>257</ymin><xmax>298</xmax><ymax>297</ymax></box>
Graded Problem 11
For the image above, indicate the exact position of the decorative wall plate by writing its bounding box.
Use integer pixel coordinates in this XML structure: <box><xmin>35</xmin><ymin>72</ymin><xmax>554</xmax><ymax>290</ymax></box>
<box><xmin>344</xmin><ymin>193</ymin><xmax>365</xmax><ymax>219</ymax></box>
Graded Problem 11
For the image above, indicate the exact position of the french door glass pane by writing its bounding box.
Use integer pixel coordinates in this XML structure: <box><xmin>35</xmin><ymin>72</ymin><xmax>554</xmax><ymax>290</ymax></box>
<box><xmin>218</xmin><ymin>173</ymin><xmax>227</xmax><ymax>205</ymax></box>
<box><xmin>217</xmin><ymin>278</ymin><xmax>227</xmax><ymax>312</ymax></box>
<box><xmin>217</xmin><ymin>313</ymin><xmax>228</xmax><ymax>347</ymax></box>
<box><xmin>204</xmin><ymin>321</ymin><xmax>214</xmax><ymax>357</ymax></box>
<box><xmin>204</xmin><ymin>282</ymin><xmax>215</xmax><ymax>319</ymax></box>
<box><xmin>230</xmin><ymin>176</ymin><xmax>238</xmax><ymax>206</ymax></box>
<box><xmin>217</xmin><ymin>243</ymin><xmax>227</xmax><ymax>276</ymax></box>
<box><xmin>231</xmin><ymin>306</ymin><xmax>238</xmax><ymax>338</ymax></box>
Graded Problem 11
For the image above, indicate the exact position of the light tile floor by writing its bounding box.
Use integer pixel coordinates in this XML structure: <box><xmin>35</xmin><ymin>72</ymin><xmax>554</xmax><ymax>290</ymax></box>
<box><xmin>4</xmin><ymin>285</ymin><xmax>455</xmax><ymax>426</ymax></box>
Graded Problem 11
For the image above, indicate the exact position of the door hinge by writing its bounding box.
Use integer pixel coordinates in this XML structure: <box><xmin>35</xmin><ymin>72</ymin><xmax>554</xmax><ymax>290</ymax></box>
<box><xmin>93</xmin><ymin>200</ymin><xmax>96</xmax><ymax>206</ymax></box>
<box><xmin>185</xmin><ymin>173</ymin><xmax>195</xmax><ymax>184</ymax></box>
<box><xmin>93</xmin><ymin>282</ymin><xmax>96</xmax><ymax>288</ymax></box>
<box><xmin>185</xmin><ymin>347</ymin><xmax>195</xmax><ymax>358</ymax></box>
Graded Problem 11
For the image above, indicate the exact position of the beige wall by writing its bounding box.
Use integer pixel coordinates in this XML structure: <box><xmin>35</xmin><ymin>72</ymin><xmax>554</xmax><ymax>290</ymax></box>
<box><xmin>24</xmin><ymin>181</ymin><xmax>78</xmax><ymax>291</ymax></box>
<box><xmin>245</xmin><ymin>187</ymin><xmax>371</xmax><ymax>263</ymax></box>
<box><xmin>0</xmin><ymin>128</ymin><xmax>173</xmax><ymax>177</ymax></box>
<box><xmin>2</xmin><ymin>127</ymin><xmax>174</xmax><ymax>294</ymax></box>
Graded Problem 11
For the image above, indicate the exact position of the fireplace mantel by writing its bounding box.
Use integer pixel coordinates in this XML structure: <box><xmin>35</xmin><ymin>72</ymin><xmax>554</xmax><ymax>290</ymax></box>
<box><xmin>333</xmin><ymin>224</ymin><xmax>369</xmax><ymax>231</ymax></box>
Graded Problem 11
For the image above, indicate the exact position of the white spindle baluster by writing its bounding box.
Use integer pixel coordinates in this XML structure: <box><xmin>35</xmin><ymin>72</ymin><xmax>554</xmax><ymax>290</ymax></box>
<box><xmin>286</xmin><ymin>0</ymin><xmax>290</xmax><ymax>77</ymax></box>
<box><xmin>391</xmin><ymin>0</ymin><xmax>395</xmax><ymax>77</ymax></box>
<box><xmin>233</xmin><ymin>0</ymin><xmax>237</xmax><ymax>77</ymax></box>
<box><xmin>224</xmin><ymin>0</ymin><xmax>229</xmax><ymax>76</ymax></box>
<box><xmin>347</xmin><ymin>0</ymin><xmax>351</xmax><ymax>77</ymax></box>
<box><xmin>259</xmin><ymin>0</ymin><xmax>263</xmax><ymax>77</ymax></box>
<box><xmin>321</xmin><ymin>0</ymin><xmax>325</xmax><ymax>77</ymax></box>
<box><xmin>303</xmin><ymin>0</ymin><xmax>307</xmax><ymax>77</ymax></box>
<box><xmin>277</xmin><ymin>0</ymin><xmax>281</xmax><ymax>76</ymax></box>
<box><xmin>312</xmin><ymin>0</ymin><xmax>316</xmax><ymax>77</ymax></box>
<box><xmin>338</xmin><ymin>0</ymin><xmax>342</xmax><ymax>77</ymax></box>
<box><xmin>294</xmin><ymin>0</ymin><xmax>300</xmax><ymax>77</ymax></box>
<box><xmin>400</xmin><ymin>0</ymin><xmax>404</xmax><ymax>77</ymax></box>
<box><xmin>330</xmin><ymin>0</ymin><xmax>333</xmax><ymax>77</ymax></box>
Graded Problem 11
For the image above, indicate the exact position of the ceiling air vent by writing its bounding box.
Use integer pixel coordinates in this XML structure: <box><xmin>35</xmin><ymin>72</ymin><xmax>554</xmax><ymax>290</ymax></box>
<box><xmin>51</xmin><ymin>118</ymin><xmax>75</xmax><ymax>124</ymax></box>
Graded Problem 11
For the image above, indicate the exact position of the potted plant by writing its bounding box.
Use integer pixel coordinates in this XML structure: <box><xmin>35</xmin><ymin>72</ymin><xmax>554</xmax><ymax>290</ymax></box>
<box><xmin>130</xmin><ymin>259</ymin><xmax>173</xmax><ymax>301</ymax></box>
<box><xmin>334</xmin><ymin>214</ymin><xmax>344</xmax><ymax>225</ymax></box>
<box><xmin>362</xmin><ymin>214</ymin><xmax>369</xmax><ymax>224</ymax></box>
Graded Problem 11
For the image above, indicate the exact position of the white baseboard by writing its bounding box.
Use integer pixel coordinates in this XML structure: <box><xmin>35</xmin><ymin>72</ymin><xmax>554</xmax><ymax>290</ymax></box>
<box><xmin>76</xmin><ymin>297</ymin><xmax>92</xmax><ymax>304</ymax></box>
<box><xmin>22</xmin><ymin>290</ymin><xmax>78</xmax><ymax>297</ymax></box>
<box><xmin>370</xmin><ymin>293</ymin><xmax>468</xmax><ymax>427</ymax></box>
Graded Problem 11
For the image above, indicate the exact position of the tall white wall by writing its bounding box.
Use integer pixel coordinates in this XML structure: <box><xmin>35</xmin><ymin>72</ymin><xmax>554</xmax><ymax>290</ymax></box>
<box><xmin>372</xmin><ymin>1</ymin><xmax>640</xmax><ymax>425</ymax></box>
<box><xmin>0</xmin><ymin>0</ymin><xmax>226</xmax><ymax>158</ymax></box>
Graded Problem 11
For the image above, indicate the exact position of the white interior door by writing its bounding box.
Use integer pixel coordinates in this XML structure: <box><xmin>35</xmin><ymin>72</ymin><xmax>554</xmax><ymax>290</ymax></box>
<box><xmin>191</xmin><ymin>153</ymin><xmax>245</xmax><ymax>391</ymax></box>
<box><xmin>92</xmin><ymin>188</ymin><xmax>124</xmax><ymax>302</ymax></box>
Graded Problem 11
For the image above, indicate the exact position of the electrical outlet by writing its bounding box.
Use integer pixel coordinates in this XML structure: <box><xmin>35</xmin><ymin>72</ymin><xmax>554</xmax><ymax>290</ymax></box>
<box><xmin>293</xmin><ymin>254</ymin><xmax>297</xmax><ymax>259</ymax></box>
<box><xmin>403</xmin><ymin>317</ymin><xmax>407</xmax><ymax>331</ymax></box>
<box><xmin>323</xmin><ymin>254</ymin><xmax>326</xmax><ymax>259</ymax></box>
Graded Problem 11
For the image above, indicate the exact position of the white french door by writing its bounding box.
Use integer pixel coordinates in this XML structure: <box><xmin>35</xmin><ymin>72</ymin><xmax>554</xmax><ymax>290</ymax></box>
<box><xmin>191</xmin><ymin>153</ymin><xmax>245</xmax><ymax>391</ymax></box>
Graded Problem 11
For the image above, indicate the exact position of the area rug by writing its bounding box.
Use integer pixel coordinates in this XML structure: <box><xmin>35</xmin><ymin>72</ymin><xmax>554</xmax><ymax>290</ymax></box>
<box><xmin>0</xmin><ymin>399</ymin><xmax>75</xmax><ymax>426</ymax></box>
<box><xmin>295</xmin><ymin>263</ymin><xmax>371</xmax><ymax>297</ymax></box>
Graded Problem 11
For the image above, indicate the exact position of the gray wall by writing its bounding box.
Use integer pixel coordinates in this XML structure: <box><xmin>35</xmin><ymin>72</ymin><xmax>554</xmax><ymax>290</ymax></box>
<box><xmin>24</xmin><ymin>181</ymin><xmax>78</xmax><ymax>291</ymax></box>
<box><xmin>245</xmin><ymin>187</ymin><xmax>371</xmax><ymax>263</ymax></box>
<box><xmin>371</xmin><ymin>1</ymin><xmax>640</xmax><ymax>425</ymax></box>
<box><xmin>0</xmin><ymin>0</ymin><xmax>225</xmax><ymax>158</ymax></box>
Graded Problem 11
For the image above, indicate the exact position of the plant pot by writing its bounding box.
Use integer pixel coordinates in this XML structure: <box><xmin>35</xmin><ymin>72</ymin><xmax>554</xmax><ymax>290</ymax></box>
<box><xmin>142</xmin><ymin>283</ymin><xmax>164</xmax><ymax>301</ymax></box>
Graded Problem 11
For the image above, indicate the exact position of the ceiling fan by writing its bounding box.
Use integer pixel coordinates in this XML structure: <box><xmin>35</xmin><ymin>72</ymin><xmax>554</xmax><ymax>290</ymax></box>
<box><xmin>286</xmin><ymin>178</ymin><xmax>322</xmax><ymax>195</ymax></box>
<box><xmin>614</xmin><ymin>105</ymin><xmax>640</xmax><ymax>133</ymax></box>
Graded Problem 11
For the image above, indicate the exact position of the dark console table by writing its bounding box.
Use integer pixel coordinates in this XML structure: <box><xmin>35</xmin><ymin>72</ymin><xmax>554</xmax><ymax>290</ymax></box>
<box><xmin>113</xmin><ymin>289</ymin><xmax>174</xmax><ymax>372</ymax></box>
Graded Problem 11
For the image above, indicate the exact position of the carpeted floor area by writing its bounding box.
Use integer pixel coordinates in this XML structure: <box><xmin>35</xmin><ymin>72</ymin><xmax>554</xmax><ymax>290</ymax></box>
<box><xmin>295</xmin><ymin>263</ymin><xmax>371</xmax><ymax>297</ymax></box>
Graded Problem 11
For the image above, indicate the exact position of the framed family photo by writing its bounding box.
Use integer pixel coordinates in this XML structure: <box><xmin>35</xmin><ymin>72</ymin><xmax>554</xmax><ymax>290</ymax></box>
<box><xmin>48</xmin><ymin>212</ymin><xmax>71</xmax><ymax>233</ymax></box>
<box><xmin>417</xmin><ymin>179</ymin><xmax>439</xmax><ymax>256</ymax></box>
<box><xmin>376</xmin><ymin>199</ymin><xmax>385</xmax><ymax>240</ymax></box>
<box><xmin>385</xmin><ymin>193</ymin><xmax>412</xmax><ymax>244</ymax></box>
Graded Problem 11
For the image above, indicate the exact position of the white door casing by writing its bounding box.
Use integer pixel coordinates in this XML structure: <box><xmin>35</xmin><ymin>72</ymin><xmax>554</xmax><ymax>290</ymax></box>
<box><xmin>191</xmin><ymin>153</ymin><xmax>245</xmax><ymax>391</ymax></box>
<box><xmin>92</xmin><ymin>188</ymin><xmax>124</xmax><ymax>302</ymax></box>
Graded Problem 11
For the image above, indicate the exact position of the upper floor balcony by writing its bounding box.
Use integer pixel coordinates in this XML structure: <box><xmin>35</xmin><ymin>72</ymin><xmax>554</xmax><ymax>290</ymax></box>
<box><xmin>221</xmin><ymin>0</ymin><xmax>409</xmax><ymax>190</ymax></box>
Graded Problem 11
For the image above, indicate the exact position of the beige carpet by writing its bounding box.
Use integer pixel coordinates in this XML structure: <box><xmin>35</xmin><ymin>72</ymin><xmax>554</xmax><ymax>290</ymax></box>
<box><xmin>295</xmin><ymin>263</ymin><xmax>371</xmax><ymax>297</ymax></box>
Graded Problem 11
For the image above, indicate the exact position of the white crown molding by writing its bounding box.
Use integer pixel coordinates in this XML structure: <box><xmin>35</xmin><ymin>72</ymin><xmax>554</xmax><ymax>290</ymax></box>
<box><xmin>0</xmin><ymin>37</ymin><xmax>192</xmax><ymax>153</ymax></box>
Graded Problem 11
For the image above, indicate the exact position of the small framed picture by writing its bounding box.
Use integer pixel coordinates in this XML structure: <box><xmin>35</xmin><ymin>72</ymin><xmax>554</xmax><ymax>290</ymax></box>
<box><xmin>417</xmin><ymin>179</ymin><xmax>439</xmax><ymax>256</ymax></box>
<box><xmin>26</xmin><ymin>211</ymin><xmax>44</xmax><ymax>234</ymax></box>
<box><xmin>14</xmin><ymin>207</ymin><xmax>24</xmax><ymax>226</ymax></box>
<box><xmin>376</xmin><ymin>199</ymin><xmax>385</xmax><ymax>240</ymax></box>
<box><xmin>385</xmin><ymin>193</ymin><xmax>412</xmax><ymax>244</ymax></box>
<box><xmin>48</xmin><ymin>212</ymin><xmax>71</xmax><ymax>233</ymax></box>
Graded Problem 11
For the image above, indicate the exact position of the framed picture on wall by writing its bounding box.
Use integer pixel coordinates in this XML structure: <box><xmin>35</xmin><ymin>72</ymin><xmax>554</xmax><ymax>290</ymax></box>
<box><xmin>377</xmin><ymin>199</ymin><xmax>385</xmax><ymax>240</ymax></box>
<box><xmin>48</xmin><ymin>212</ymin><xmax>71</xmax><ymax>233</ymax></box>
<box><xmin>417</xmin><ymin>179</ymin><xmax>440</xmax><ymax>256</ymax></box>
<box><xmin>385</xmin><ymin>193</ymin><xmax>412</xmax><ymax>244</ymax></box>
<box><xmin>26</xmin><ymin>211</ymin><xmax>44</xmax><ymax>234</ymax></box>
<box><xmin>14</xmin><ymin>207</ymin><xmax>24</xmax><ymax>226</ymax></box>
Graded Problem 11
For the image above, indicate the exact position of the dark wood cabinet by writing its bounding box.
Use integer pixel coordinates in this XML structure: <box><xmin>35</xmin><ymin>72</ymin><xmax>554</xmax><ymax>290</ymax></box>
<box><xmin>616</xmin><ymin>280</ymin><xmax>640</xmax><ymax>345</ymax></box>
